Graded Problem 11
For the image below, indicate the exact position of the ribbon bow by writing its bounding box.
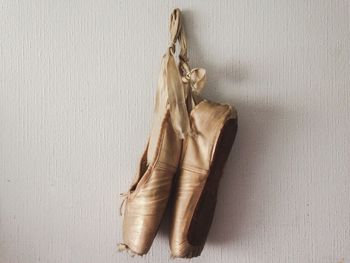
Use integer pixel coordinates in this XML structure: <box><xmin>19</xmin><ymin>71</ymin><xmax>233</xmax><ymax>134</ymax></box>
<box><xmin>181</xmin><ymin>68</ymin><xmax>206</xmax><ymax>95</ymax></box>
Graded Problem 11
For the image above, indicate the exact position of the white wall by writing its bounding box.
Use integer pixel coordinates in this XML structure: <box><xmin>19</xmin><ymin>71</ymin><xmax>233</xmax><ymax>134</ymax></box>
<box><xmin>1</xmin><ymin>1</ymin><xmax>349</xmax><ymax>262</ymax></box>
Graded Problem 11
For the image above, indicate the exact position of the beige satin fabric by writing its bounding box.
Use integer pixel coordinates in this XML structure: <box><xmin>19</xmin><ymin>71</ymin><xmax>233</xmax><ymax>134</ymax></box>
<box><xmin>165</xmin><ymin>11</ymin><xmax>238</xmax><ymax>258</ymax></box>
<box><xmin>169</xmin><ymin>101</ymin><xmax>237</xmax><ymax>258</ymax></box>
<box><xmin>118</xmin><ymin>8</ymin><xmax>197</xmax><ymax>255</ymax></box>
<box><xmin>118</xmin><ymin>8</ymin><xmax>237</xmax><ymax>257</ymax></box>
<box><xmin>118</xmin><ymin>51</ymin><xmax>184</xmax><ymax>252</ymax></box>
<box><xmin>120</xmin><ymin>114</ymin><xmax>181</xmax><ymax>255</ymax></box>
<box><xmin>146</xmin><ymin>48</ymin><xmax>187</xmax><ymax>164</ymax></box>
<box><xmin>147</xmin><ymin>8</ymin><xmax>206</xmax><ymax>162</ymax></box>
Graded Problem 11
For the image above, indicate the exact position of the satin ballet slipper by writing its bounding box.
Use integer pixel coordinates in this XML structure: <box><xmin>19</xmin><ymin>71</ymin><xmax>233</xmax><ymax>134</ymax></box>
<box><xmin>118</xmin><ymin>111</ymin><xmax>182</xmax><ymax>255</ymax></box>
<box><xmin>118</xmin><ymin>13</ymin><xmax>191</xmax><ymax>253</ymax></box>
<box><xmin>169</xmin><ymin>100</ymin><xmax>238</xmax><ymax>258</ymax></box>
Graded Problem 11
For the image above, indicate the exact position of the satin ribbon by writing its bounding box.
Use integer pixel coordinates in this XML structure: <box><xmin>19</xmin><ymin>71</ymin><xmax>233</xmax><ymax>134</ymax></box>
<box><xmin>163</xmin><ymin>49</ymin><xmax>190</xmax><ymax>138</ymax></box>
<box><xmin>166</xmin><ymin>9</ymin><xmax>207</xmax><ymax>138</ymax></box>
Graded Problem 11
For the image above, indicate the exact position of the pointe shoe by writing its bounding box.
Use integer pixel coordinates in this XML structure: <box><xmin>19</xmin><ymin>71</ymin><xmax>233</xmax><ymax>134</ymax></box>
<box><xmin>118</xmin><ymin>111</ymin><xmax>182</xmax><ymax>255</ymax></box>
<box><xmin>169</xmin><ymin>100</ymin><xmax>238</xmax><ymax>258</ymax></box>
<box><xmin>118</xmin><ymin>9</ymin><xmax>192</xmax><ymax>255</ymax></box>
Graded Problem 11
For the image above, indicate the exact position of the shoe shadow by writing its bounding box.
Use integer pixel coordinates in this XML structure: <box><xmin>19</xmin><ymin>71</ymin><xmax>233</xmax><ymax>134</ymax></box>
<box><xmin>207</xmin><ymin>101</ymin><xmax>286</xmax><ymax>245</ymax></box>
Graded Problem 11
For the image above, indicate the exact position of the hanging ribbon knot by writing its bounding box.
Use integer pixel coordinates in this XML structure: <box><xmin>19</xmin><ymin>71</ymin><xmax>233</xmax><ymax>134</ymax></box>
<box><xmin>182</xmin><ymin>68</ymin><xmax>206</xmax><ymax>95</ymax></box>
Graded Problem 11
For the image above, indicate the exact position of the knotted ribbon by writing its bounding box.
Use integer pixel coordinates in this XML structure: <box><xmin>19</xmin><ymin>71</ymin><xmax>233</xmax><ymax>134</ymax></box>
<box><xmin>182</xmin><ymin>68</ymin><xmax>206</xmax><ymax>95</ymax></box>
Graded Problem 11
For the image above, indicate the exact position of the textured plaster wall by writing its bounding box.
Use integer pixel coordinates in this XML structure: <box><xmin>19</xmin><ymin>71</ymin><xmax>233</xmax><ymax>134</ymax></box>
<box><xmin>0</xmin><ymin>1</ymin><xmax>349</xmax><ymax>263</ymax></box>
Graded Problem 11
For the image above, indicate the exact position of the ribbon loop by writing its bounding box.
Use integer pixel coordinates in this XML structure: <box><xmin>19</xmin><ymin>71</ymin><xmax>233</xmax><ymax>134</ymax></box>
<box><xmin>182</xmin><ymin>68</ymin><xmax>207</xmax><ymax>94</ymax></box>
<box><xmin>169</xmin><ymin>8</ymin><xmax>188</xmax><ymax>64</ymax></box>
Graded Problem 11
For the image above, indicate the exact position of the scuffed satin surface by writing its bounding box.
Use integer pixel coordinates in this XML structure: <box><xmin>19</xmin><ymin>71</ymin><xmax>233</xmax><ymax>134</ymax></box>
<box><xmin>169</xmin><ymin>101</ymin><xmax>237</xmax><ymax>257</ymax></box>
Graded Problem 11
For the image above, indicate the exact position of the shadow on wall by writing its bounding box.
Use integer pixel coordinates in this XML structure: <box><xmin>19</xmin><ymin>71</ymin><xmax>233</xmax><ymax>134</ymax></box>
<box><xmin>207</xmin><ymin>101</ymin><xmax>281</xmax><ymax>245</ymax></box>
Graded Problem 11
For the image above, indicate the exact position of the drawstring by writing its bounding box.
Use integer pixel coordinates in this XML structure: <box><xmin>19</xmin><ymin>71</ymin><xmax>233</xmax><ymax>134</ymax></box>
<box><xmin>119</xmin><ymin>191</ymin><xmax>131</xmax><ymax>216</ymax></box>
